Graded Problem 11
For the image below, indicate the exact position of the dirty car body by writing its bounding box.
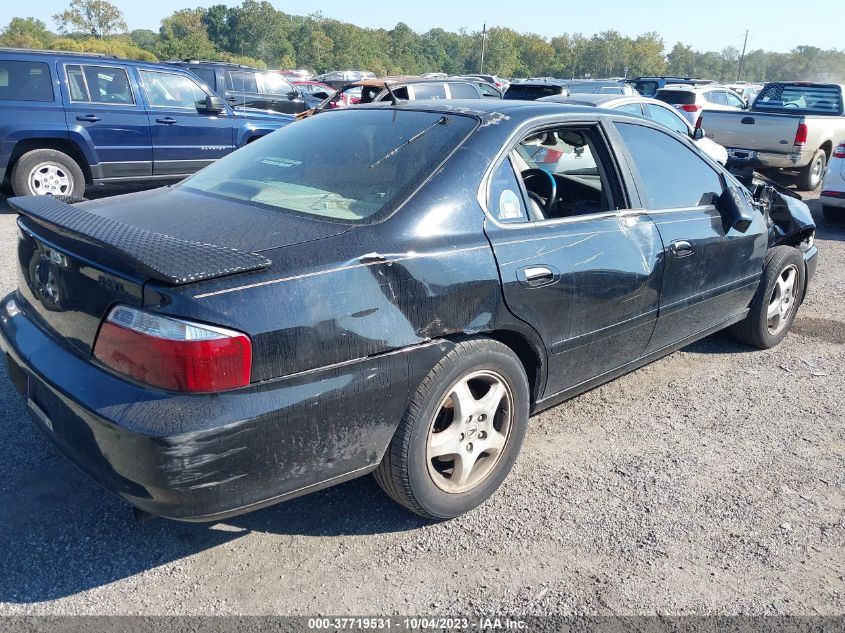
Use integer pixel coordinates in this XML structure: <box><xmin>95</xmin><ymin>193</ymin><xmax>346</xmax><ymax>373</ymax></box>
<box><xmin>0</xmin><ymin>101</ymin><xmax>818</xmax><ymax>521</ymax></box>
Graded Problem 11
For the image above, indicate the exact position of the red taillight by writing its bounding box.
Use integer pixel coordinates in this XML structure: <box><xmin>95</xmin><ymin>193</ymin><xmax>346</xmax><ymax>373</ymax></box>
<box><xmin>695</xmin><ymin>113</ymin><xmax>704</xmax><ymax>130</ymax></box>
<box><xmin>794</xmin><ymin>123</ymin><xmax>808</xmax><ymax>147</ymax></box>
<box><xmin>678</xmin><ymin>104</ymin><xmax>703</xmax><ymax>113</ymax></box>
<box><xmin>833</xmin><ymin>143</ymin><xmax>845</xmax><ymax>159</ymax></box>
<box><xmin>93</xmin><ymin>306</ymin><xmax>252</xmax><ymax>393</ymax></box>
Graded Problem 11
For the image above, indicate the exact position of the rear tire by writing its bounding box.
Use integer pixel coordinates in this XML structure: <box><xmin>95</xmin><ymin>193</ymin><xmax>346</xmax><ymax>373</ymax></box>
<box><xmin>374</xmin><ymin>338</ymin><xmax>529</xmax><ymax>520</ymax></box>
<box><xmin>796</xmin><ymin>149</ymin><xmax>826</xmax><ymax>191</ymax></box>
<box><xmin>823</xmin><ymin>205</ymin><xmax>843</xmax><ymax>221</ymax></box>
<box><xmin>730</xmin><ymin>246</ymin><xmax>805</xmax><ymax>349</ymax></box>
<box><xmin>11</xmin><ymin>149</ymin><xmax>86</xmax><ymax>198</ymax></box>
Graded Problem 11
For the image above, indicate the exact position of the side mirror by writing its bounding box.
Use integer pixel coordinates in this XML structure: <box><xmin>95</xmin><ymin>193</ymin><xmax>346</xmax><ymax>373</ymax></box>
<box><xmin>200</xmin><ymin>95</ymin><xmax>225</xmax><ymax>113</ymax></box>
<box><xmin>287</xmin><ymin>91</ymin><xmax>299</xmax><ymax>101</ymax></box>
<box><xmin>313</xmin><ymin>91</ymin><xmax>329</xmax><ymax>100</ymax></box>
<box><xmin>717</xmin><ymin>187</ymin><xmax>754</xmax><ymax>233</ymax></box>
<box><xmin>693</xmin><ymin>127</ymin><xmax>705</xmax><ymax>141</ymax></box>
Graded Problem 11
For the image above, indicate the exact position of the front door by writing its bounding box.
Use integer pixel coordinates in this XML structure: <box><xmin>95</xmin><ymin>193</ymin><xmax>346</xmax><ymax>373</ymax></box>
<box><xmin>612</xmin><ymin>121</ymin><xmax>768</xmax><ymax>353</ymax></box>
<box><xmin>62</xmin><ymin>62</ymin><xmax>152</xmax><ymax>180</ymax></box>
<box><xmin>136</xmin><ymin>68</ymin><xmax>235</xmax><ymax>177</ymax></box>
<box><xmin>484</xmin><ymin>122</ymin><xmax>664</xmax><ymax>397</ymax></box>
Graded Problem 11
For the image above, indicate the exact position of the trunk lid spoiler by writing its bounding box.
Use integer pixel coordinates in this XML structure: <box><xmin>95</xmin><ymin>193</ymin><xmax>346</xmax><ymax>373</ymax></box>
<box><xmin>8</xmin><ymin>196</ymin><xmax>271</xmax><ymax>285</ymax></box>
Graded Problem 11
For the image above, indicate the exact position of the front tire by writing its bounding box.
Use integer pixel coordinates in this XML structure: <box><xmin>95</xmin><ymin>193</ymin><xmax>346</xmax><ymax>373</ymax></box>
<box><xmin>11</xmin><ymin>149</ymin><xmax>86</xmax><ymax>198</ymax></box>
<box><xmin>731</xmin><ymin>246</ymin><xmax>805</xmax><ymax>349</ymax></box>
<box><xmin>374</xmin><ymin>338</ymin><xmax>529</xmax><ymax>520</ymax></box>
<box><xmin>796</xmin><ymin>149</ymin><xmax>826</xmax><ymax>191</ymax></box>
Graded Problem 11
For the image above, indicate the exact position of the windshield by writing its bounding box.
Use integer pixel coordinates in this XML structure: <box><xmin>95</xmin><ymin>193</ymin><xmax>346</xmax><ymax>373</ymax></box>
<box><xmin>753</xmin><ymin>84</ymin><xmax>843</xmax><ymax>115</ymax></box>
<box><xmin>182</xmin><ymin>109</ymin><xmax>477</xmax><ymax>223</ymax></box>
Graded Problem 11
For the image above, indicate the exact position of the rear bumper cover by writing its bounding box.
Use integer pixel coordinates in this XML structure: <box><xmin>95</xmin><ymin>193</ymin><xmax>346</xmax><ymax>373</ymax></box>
<box><xmin>727</xmin><ymin>148</ymin><xmax>807</xmax><ymax>170</ymax></box>
<box><xmin>1</xmin><ymin>292</ymin><xmax>448</xmax><ymax>521</ymax></box>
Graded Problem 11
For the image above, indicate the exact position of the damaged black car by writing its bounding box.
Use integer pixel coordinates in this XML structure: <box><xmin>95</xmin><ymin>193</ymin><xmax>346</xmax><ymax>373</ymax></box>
<box><xmin>0</xmin><ymin>101</ymin><xmax>818</xmax><ymax>522</ymax></box>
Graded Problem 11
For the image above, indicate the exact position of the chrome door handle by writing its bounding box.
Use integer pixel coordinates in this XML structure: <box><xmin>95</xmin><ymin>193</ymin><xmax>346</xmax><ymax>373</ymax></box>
<box><xmin>517</xmin><ymin>265</ymin><xmax>558</xmax><ymax>288</ymax></box>
<box><xmin>155</xmin><ymin>117</ymin><xmax>177</xmax><ymax>125</ymax></box>
<box><xmin>670</xmin><ymin>240</ymin><xmax>694</xmax><ymax>257</ymax></box>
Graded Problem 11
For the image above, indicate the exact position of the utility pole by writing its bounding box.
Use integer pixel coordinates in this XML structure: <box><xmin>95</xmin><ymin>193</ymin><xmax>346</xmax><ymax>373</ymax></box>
<box><xmin>480</xmin><ymin>22</ymin><xmax>487</xmax><ymax>74</ymax></box>
<box><xmin>737</xmin><ymin>30</ymin><xmax>749</xmax><ymax>82</ymax></box>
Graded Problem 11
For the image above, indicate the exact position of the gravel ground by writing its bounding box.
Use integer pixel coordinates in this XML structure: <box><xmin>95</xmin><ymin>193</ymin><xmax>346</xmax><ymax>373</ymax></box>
<box><xmin>0</xmin><ymin>184</ymin><xmax>842</xmax><ymax>616</ymax></box>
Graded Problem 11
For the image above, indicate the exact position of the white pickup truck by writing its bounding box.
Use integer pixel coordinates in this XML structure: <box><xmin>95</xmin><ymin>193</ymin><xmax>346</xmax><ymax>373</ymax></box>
<box><xmin>700</xmin><ymin>82</ymin><xmax>845</xmax><ymax>190</ymax></box>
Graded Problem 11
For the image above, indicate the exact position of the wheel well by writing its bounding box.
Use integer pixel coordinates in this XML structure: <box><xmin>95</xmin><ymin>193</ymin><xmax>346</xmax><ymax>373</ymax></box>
<box><xmin>486</xmin><ymin>330</ymin><xmax>544</xmax><ymax>405</ymax></box>
<box><xmin>820</xmin><ymin>141</ymin><xmax>833</xmax><ymax>160</ymax></box>
<box><xmin>7</xmin><ymin>139</ymin><xmax>92</xmax><ymax>184</ymax></box>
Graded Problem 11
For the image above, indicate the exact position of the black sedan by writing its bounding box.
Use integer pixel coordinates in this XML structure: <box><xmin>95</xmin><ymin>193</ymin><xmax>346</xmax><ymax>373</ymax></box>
<box><xmin>0</xmin><ymin>101</ymin><xmax>818</xmax><ymax>522</ymax></box>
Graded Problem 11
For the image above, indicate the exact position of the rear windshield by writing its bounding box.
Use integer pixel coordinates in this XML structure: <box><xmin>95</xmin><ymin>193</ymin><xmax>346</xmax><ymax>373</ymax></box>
<box><xmin>505</xmin><ymin>84</ymin><xmax>564</xmax><ymax>100</ymax></box>
<box><xmin>0</xmin><ymin>60</ymin><xmax>53</xmax><ymax>102</ymax></box>
<box><xmin>635</xmin><ymin>80</ymin><xmax>659</xmax><ymax>96</ymax></box>
<box><xmin>182</xmin><ymin>109</ymin><xmax>477</xmax><ymax>223</ymax></box>
<box><xmin>656</xmin><ymin>90</ymin><xmax>696</xmax><ymax>105</ymax></box>
<box><xmin>753</xmin><ymin>84</ymin><xmax>843</xmax><ymax>114</ymax></box>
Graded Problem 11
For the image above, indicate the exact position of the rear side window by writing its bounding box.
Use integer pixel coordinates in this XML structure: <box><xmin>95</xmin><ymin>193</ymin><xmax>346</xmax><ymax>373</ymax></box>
<box><xmin>226</xmin><ymin>70</ymin><xmax>258</xmax><ymax>93</ymax></box>
<box><xmin>635</xmin><ymin>81</ymin><xmax>659</xmax><ymax>96</ymax></box>
<box><xmin>754</xmin><ymin>83</ymin><xmax>843</xmax><ymax>114</ymax></box>
<box><xmin>448</xmin><ymin>82</ymin><xmax>480</xmax><ymax>99</ymax></box>
<box><xmin>412</xmin><ymin>83</ymin><xmax>447</xmax><ymax>100</ymax></box>
<box><xmin>504</xmin><ymin>84</ymin><xmax>563</xmax><ymax>100</ymax></box>
<box><xmin>644</xmin><ymin>103</ymin><xmax>690</xmax><ymax>135</ymax></box>
<box><xmin>488</xmin><ymin>158</ymin><xmax>527</xmax><ymax>223</ymax></box>
<box><xmin>189</xmin><ymin>67</ymin><xmax>217</xmax><ymax>90</ymax></box>
<box><xmin>66</xmin><ymin>65</ymin><xmax>134</xmax><ymax>104</ymax></box>
<box><xmin>656</xmin><ymin>90</ymin><xmax>696</xmax><ymax>105</ymax></box>
<box><xmin>615</xmin><ymin>122</ymin><xmax>723</xmax><ymax>209</ymax></box>
<box><xmin>0</xmin><ymin>60</ymin><xmax>53</xmax><ymax>102</ymax></box>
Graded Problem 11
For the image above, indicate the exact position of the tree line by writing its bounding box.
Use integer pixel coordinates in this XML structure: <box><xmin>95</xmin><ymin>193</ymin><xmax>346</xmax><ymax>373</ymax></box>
<box><xmin>2</xmin><ymin>0</ymin><xmax>844</xmax><ymax>82</ymax></box>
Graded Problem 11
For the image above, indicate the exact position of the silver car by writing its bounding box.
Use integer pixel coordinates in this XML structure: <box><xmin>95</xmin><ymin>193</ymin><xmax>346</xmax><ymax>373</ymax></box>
<box><xmin>655</xmin><ymin>84</ymin><xmax>747</xmax><ymax>127</ymax></box>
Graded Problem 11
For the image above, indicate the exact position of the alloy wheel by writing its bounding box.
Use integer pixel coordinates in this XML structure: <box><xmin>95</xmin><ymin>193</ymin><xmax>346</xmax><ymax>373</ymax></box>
<box><xmin>767</xmin><ymin>264</ymin><xmax>799</xmax><ymax>335</ymax></box>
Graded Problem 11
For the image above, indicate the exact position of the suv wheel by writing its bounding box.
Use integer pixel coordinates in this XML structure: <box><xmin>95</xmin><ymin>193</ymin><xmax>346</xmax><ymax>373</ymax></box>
<box><xmin>796</xmin><ymin>149</ymin><xmax>826</xmax><ymax>191</ymax></box>
<box><xmin>11</xmin><ymin>149</ymin><xmax>86</xmax><ymax>198</ymax></box>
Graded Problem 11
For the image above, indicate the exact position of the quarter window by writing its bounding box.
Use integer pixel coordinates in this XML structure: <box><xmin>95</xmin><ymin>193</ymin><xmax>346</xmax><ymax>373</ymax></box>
<box><xmin>0</xmin><ymin>60</ymin><xmax>52</xmax><ymax>102</ymax></box>
<box><xmin>488</xmin><ymin>159</ymin><xmax>527</xmax><ymax>223</ymax></box>
<box><xmin>140</xmin><ymin>71</ymin><xmax>207</xmax><ymax>109</ymax></box>
<box><xmin>66</xmin><ymin>65</ymin><xmax>133</xmax><ymax>104</ymax></box>
<box><xmin>615</xmin><ymin>122</ymin><xmax>723</xmax><ymax>209</ymax></box>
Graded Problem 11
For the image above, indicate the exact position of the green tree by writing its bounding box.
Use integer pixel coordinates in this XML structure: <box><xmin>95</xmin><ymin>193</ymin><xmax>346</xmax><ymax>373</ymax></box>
<box><xmin>53</xmin><ymin>0</ymin><xmax>127</xmax><ymax>38</ymax></box>
<box><xmin>155</xmin><ymin>8</ymin><xmax>216</xmax><ymax>61</ymax></box>
<box><xmin>129</xmin><ymin>28</ymin><xmax>158</xmax><ymax>53</ymax></box>
<box><xmin>0</xmin><ymin>17</ymin><xmax>54</xmax><ymax>48</ymax></box>
<box><xmin>667</xmin><ymin>43</ymin><xmax>695</xmax><ymax>77</ymax></box>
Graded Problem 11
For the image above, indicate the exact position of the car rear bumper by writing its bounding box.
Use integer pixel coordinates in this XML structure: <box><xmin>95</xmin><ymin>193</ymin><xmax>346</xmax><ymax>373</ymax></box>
<box><xmin>727</xmin><ymin>149</ymin><xmax>806</xmax><ymax>170</ymax></box>
<box><xmin>820</xmin><ymin>191</ymin><xmax>845</xmax><ymax>208</ymax></box>
<box><xmin>0</xmin><ymin>292</ymin><xmax>447</xmax><ymax>521</ymax></box>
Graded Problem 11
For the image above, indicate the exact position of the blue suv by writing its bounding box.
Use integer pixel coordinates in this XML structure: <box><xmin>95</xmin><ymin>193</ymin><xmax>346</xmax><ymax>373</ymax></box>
<box><xmin>0</xmin><ymin>48</ymin><xmax>294</xmax><ymax>197</ymax></box>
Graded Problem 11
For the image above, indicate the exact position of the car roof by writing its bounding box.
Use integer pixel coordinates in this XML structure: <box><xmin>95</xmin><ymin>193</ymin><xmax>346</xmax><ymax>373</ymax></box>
<box><xmin>167</xmin><ymin>60</ymin><xmax>261</xmax><ymax>70</ymax></box>
<box><xmin>0</xmin><ymin>47</ymin><xmax>190</xmax><ymax>71</ymax></box>
<box><xmin>352</xmin><ymin>99</ymin><xmax>612</xmax><ymax>122</ymax></box>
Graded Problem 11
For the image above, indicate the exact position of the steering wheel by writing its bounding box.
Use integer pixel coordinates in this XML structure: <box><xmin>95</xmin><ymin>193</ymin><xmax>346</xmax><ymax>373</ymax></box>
<box><xmin>521</xmin><ymin>168</ymin><xmax>557</xmax><ymax>215</ymax></box>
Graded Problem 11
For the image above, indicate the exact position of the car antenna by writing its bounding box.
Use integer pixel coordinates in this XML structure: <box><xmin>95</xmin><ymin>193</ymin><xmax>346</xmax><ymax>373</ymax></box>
<box><xmin>384</xmin><ymin>82</ymin><xmax>400</xmax><ymax>105</ymax></box>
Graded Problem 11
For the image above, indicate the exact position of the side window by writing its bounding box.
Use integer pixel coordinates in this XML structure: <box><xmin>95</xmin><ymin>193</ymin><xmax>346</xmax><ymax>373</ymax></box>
<box><xmin>0</xmin><ymin>60</ymin><xmax>53</xmax><ymax>102</ymax></box>
<box><xmin>68</xmin><ymin>65</ymin><xmax>133</xmax><ymax>104</ymax></box>
<box><xmin>225</xmin><ymin>70</ymin><xmax>258</xmax><ymax>93</ymax></box>
<box><xmin>488</xmin><ymin>158</ymin><xmax>527</xmax><ymax>223</ymax></box>
<box><xmin>189</xmin><ymin>67</ymin><xmax>217</xmax><ymax>90</ymax></box>
<box><xmin>258</xmin><ymin>72</ymin><xmax>294</xmax><ymax>96</ymax></box>
<box><xmin>707</xmin><ymin>91</ymin><xmax>728</xmax><ymax>106</ymax></box>
<box><xmin>140</xmin><ymin>70</ymin><xmax>207</xmax><ymax>109</ymax></box>
<box><xmin>615</xmin><ymin>103</ymin><xmax>644</xmax><ymax>115</ymax></box>
<box><xmin>644</xmin><ymin>103</ymin><xmax>690</xmax><ymax>135</ymax></box>
<box><xmin>615</xmin><ymin>122</ymin><xmax>723</xmax><ymax>209</ymax></box>
<box><xmin>725</xmin><ymin>91</ymin><xmax>745</xmax><ymax>108</ymax></box>
<box><xmin>412</xmin><ymin>83</ymin><xmax>447</xmax><ymax>100</ymax></box>
<box><xmin>447</xmin><ymin>82</ymin><xmax>479</xmax><ymax>99</ymax></box>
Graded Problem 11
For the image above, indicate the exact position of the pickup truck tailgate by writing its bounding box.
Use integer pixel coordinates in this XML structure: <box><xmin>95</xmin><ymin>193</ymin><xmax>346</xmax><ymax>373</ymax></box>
<box><xmin>703</xmin><ymin>111</ymin><xmax>801</xmax><ymax>151</ymax></box>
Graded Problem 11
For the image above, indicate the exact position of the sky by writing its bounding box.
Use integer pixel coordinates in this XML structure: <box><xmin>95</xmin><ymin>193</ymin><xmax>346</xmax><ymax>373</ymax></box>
<box><xmin>17</xmin><ymin>0</ymin><xmax>845</xmax><ymax>54</ymax></box>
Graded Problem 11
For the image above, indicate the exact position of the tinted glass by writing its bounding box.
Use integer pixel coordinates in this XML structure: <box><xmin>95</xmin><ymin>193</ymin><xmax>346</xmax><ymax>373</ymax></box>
<box><xmin>615</xmin><ymin>103</ymin><xmax>644</xmax><ymax>115</ymax></box>
<box><xmin>183</xmin><ymin>109</ymin><xmax>477</xmax><ymax>223</ymax></box>
<box><xmin>258</xmin><ymin>72</ymin><xmax>294</xmax><ymax>96</ymax></box>
<box><xmin>412</xmin><ymin>83</ymin><xmax>447</xmax><ymax>100</ymax></box>
<box><xmin>505</xmin><ymin>84</ymin><xmax>563</xmax><ymax>100</ymax></box>
<box><xmin>488</xmin><ymin>159</ymin><xmax>527</xmax><ymax>223</ymax></box>
<box><xmin>67</xmin><ymin>65</ymin><xmax>133</xmax><ymax>104</ymax></box>
<box><xmin>615</xmin><ymin>122</ymin><xmax>723</xmax><ymax>209</ymax></box>
<box><xmin>635</xmin><ymin>80</ymin><xmax>659</xmax><ymax>96</ymax></box>
<box><xmin>644</xmin><ymin>103</ymin><xmax>690</xmax><ymax>134</ymax></box>
<box><xmin>656</xmin><ymin>90</ymin><xmax>696</xmax><ymax>105</ymax></box>
<box><xmin>140</xmin><ymin>71</ymin><xmax>206</xmax><ymax>108</ymax></box>
<box><xmin>189</xmin><ymin>67</ymin><xmax>217</xmax><ymax>90</ymax></box>
<box><xmin>448</xmin><ymin>82</ymin><xmax>480</xmax><ymax>99</ymax></box>
<box><xmin>0</xmin><ymin>60</ymin><xmax>52</xmax><ymax>101</ymax></box>
<box><xmin>226</xmin><ymin>70</ymin><xmax>258</xmax><ymax>93</ymax></box>
<box><xmin>754</xmin><ymin>83</ymin><xmax>843</xmax><ymax>114</ymax></box>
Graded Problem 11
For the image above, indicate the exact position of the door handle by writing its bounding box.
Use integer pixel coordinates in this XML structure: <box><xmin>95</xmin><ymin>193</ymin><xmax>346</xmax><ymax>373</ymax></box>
<box><xmin>517</xmin><ymin>265</ymin><xmax>558</xmax><ymax>288</ymax></box>
<box><xmin>670</xmin><ymin>240</ymin><xmax>695</xmax><ymax>257</ymax></box>
<box><xmin>225</xmin><ymin>97</ymin><xmax>238</xmax><ymax>102</ymax></box>
<box><xmin>75</xmin><ymin>115</ymin><xmax>101</xmax><ymax>122</ymax></box>
<box><xmin>156</xmin><ymin>117</ymin><xmax>177</xmax><ymax>125</ymax></box>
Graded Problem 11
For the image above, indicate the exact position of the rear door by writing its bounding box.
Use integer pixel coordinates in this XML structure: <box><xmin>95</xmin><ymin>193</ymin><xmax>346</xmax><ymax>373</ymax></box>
<box><xmin>62</xmin><ymin>62</ymin><xmax>152</xmax><ymax>179</ymax></box>
<box><xmin>483</xmin><ymin>119</ymin><xmax>664</xmax><ymax>397</ymax></box>
<box><xmin>137</xmin><ymin>68</ymin><xmax>235</xmax><ymax>177</ymax></box>
<box><xmin>613</xmin><ymin>120</ymin><xmax>767</xmax><ymax>352</ymax></box>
